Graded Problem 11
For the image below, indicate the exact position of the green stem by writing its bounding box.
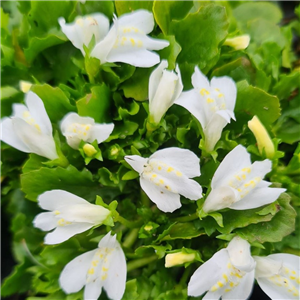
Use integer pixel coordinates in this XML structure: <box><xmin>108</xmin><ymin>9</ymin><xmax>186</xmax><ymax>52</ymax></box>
<box><xmin>127</xmin><ymin>255</ymin><xmax>158</xmax><ymax>272</ymax></box>
<box><xmin>171</xmin><ymin>212</ymin><xmax>198</xmax><ymax>222</ymax></box>
<box><xmin>115</xmin><ymin>214</ymin><xmax>143</xmax><ymax>229</ymax></box>
<box><xmin>178</xmin><ymin>266</ymin><xmax>192</xmax><ymax>288</ymax></box>
<box><xmin>141</xmin><ymin>189</ymin><xmax>150</xmax><ymax>207</ymax></box>
<box><xmin>123</xmin><ymin>228</ymin><xmax>139</xmax><ymax>249</ymax></box>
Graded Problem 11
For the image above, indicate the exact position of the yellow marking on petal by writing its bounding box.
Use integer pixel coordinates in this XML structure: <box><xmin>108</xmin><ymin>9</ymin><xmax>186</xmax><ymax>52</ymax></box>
<box><xmin>88</xmin><ymin>268</ymin><xmax>94</xmax><ymax>275</ymax></box>
<box><xmin>165</xmin><ymin>185</ymin><xmax>171</xmax><ymax>191</ymax></box>
<box><xmin>290</xmin><ymin>276</ymin><xmax>296</xmax><ymax>280</ymax></box>
<box><xmin>200</xmin><ymin>88</ymin><xmax>210</xmax><ymax>96</ymax></box>
<box><xmin>102</xmin><ymin>266</ymin><xmax>108</xmax><ymax>272</ymax></box>
<box><xmin>241</xmin><ymin>168</ymin><xmax>251</xmax><ymax>173</ymax></box>
<box><xmin>121</xmin><ymin>37</ymin><xmax>127</xmax><ymax>45</ymax></box>
<box><xmin>167</xmin><ymin>167</ymin><xmax>174</xmax><ymax>172</ymax></box>
<box><xmin>159</xmin><ymin>179</ymin><xmax>164</xmax><ymax>184</ymax></box>
<box><xmin>291</xmin><ymin>270</ymin><xmax>296</xmax><ymax>274</ymax></box>
<box><xmin>242</xmin><ymin>174</ymin><xmax>246</xmax><ymax>179</ymax></box>
<box><xmin>206</xmin><ymin>98</ymin><xmax>214</xmax><ymax>103</ymax></box>
<box><xmin>227</xmin><ymin>262</ymin><xmax>232</xmax><ymax>269</ymax></box>
<box><xmin>92</xmin><ymin>260</ymin><xmax>99</xmax><ymax>267</ymax></box>
<box><xmin>176</xmin><ymin>171</ymin><xmax>182</xmax><ymax>177</ymax></box>
<box><xmin>297</xmin><ymin>277</ymin><xmax>300</xmax><ymax>284</ymax></box>
<box><xmin>217</xmin><ymin>281</ymin><xmax>224</xmax><ymax>287</ymax></box>
<box><xmin>229</xmin><ymin>282</ymin><xmax>235</xmax><ymax>287</ymax></box>
<box><xmin>137</xmin><ymin>40</ymin><xmax>143</xmax><ymax>47</ymax></box>
<box><xmin>218</xmin><ymin>93</ymin><xmax>224</xmax><ymax>98</ymax></box>
<box><xmin>225</xmin><ymin>289</ymin><xmax>231</xmax><ymax>292</ymax></box>
<box><xmin>130</xmin><ymin>38</ymin><xmax>135</xmax><ymax>46</ymax></box>
<box><xmin>223</xmin><ymin>274</ymin><xmax>228</xmax><ymax>282</ymax></box>
<box><xmin>54</xmin><ymin>210</ymin><xmax>60</xmax><ymax>215</ymax></box>
<box><xmin>152</xmin><ymin>174</ymin><xmax>157</xmax><ymax>178</ymax></box>
<box><xmin>211</xmin><ymin>285</ymin><xmax>218</xmax><ymax>292</ymax></box>
<box><xmin>101</xmin><ymin>273</ymin><xmax>108</xmax><ymax>280</ymax></box>
<box><xmin>158</xmin><ymin>166</ymin><xmax>162</xmax><ymax>170</ymax></box>
<box><xmin>76</xmin><ymin>18</ymin><xmax>84</xmax><ymax>26</ymax></box>
<box><xmin>215</xmin><ymin>88</ymin><xmax>220</xmax><ymax>92</ymax></box>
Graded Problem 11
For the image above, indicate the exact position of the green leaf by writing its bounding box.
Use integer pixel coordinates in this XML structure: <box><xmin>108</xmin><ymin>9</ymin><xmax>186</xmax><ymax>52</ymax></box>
<box><xmin>236</xmin><ymin>194</ymin><xmax>297</xmax><ymax>243</ymax></box>
<box><xmin>21</xmin><ymin>165</ymin><xmax>108</xmax><ymax>202</ymax></box>
<box><xmin>235</xmin><ymin>80</ymin><xmax>281</xmax><ymax>126</ymax></box>
<box><xmin>122</xmin><ymin>170</ymin><xmax>139</xmax><ymax>181</ymax></box>
<box><xmin>81</xmin><ymin>1</ymin><xmax>115</xmax><ymax>19</ymax></box>
<box><xmin>273</xmin><ymin>70</ymin><xmax>300</xmax><ymax>100</ymax></box>
<box><xmin>31</xmin><ymin>84</ymin><xmax>75</xmax><ymax>123</ymax></box>
<box><xmin>171</xmin><ymin>4</ymin><xmax>229</xmax><ymax>72</ymax></box>
<box><xmin>115</xmin><ymin>1</ymin><xmax>153</xmax><ymax>16</ymax></box>
<box><xmin>122</xmin><ymin>68</ymin><xmax>152</xmax><ymax>101</ymax></box>
<box><xmin>153</xmin><ymin>1</ymin><xmax>193</xmax><ymax>35</ymax></box>
<box><xmin>76</xmin><ymin>84</ymin><xmax>111</xmax><ymax>123</ymax></box>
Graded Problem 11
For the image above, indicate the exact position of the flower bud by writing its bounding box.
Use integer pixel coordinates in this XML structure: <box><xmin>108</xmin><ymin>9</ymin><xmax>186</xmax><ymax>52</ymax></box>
<box><xmin>223</xmin><ymin>35</ymin><xmax>250</xmax><ymax>50</ymax></box>
<box><xmin>19</xmin><ymin>81</ymin><xmax>33</xmax><ymax>93</ymax></box>
<box><xmin>83</xmin><ymin>143</ymin><xmax>97</xmax><ymax>157</ymax></box>
<box><xmin>248</xmin><ymin>115</ymin><xmax>275</xmax><ymax>159</ymax></box>
<box><xmin>165</xmin><ymin>252</ymin><xmax>196</xmax><ymax>268</ymax></box>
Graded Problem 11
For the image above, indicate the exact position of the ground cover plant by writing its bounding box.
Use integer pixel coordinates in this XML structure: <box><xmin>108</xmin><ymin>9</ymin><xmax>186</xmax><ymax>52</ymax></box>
<box><xmin>1</xmin><ymin>1</ymin><xmax>300</xmax><ymax>300</ymax></box>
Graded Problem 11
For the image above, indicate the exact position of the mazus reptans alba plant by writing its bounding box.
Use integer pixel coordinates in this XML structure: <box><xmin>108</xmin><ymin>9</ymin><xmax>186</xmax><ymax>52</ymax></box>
<box><xmin>125</xmin><ymin>147</ymin><xmax>202</xmax><ymax>212</ymax></box>
<box><xmin>59</xmin><ymin>231</ymin><xmax>126</xmax><ymax>300</ymax></box>
<box><xmin>202</xmin><ymin>145</ymin><xmax>286</xmax><ymax>213</ymax></box>
<box><xmin>59</xmin><ymin>10</ymin><xmax>169</xmax><ymax>67</ymax></box>
<box><xmin>175</xmin><ymin>66</ymin><xmax>237</xmax><ymax>152</ymax></box>
<box><xmin>33</xmin><ymin>190</ymin><xmax>111</xmax><ymax>245</ymax></box>
<box><xmin>188</xmin><ymin>236</ymin><xmax>256</xmax><ymax>299</ymax></box>
<box><xmin>0</xmin><ymin>91</ymin><xmax>58</xmax><ymax>160</ymax></box>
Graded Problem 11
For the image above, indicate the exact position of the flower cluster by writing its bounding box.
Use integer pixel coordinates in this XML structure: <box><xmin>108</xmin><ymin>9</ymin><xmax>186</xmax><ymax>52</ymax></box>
<box><xmin>1</xmin><ymin>4</ymin><xmax>298</xmax><ymax>300</ymax></box>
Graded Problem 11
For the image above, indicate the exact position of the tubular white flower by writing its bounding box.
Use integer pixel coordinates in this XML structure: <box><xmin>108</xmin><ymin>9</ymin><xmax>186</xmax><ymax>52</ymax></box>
<box><xmin>60</xmin><ymin>112</ymin><xmax>114</xmax><ymax>149</ymax></box>
<box><xmin>165</xmin><ymin>252</ymin><xmax>196</xmax><ymax>268</ymax></box>
<box><xmin>175</xmin><ymin>67</ymin><xmax>237</xmax><ymax>152</ymax></box>
<box><xmin>188</xmin><ymin>236</ymin><xmax>256</xmax><ymax>299</ymax></box>
<box><xmin>202</xmin><ymin>145</ymin><xmax>286</xmax><ymax>213</ymax></box>
<box><xmin>125</xmin><ymin>147</ymin><xmax>202</xmax><ymax>213</ymax></box>
<box><xmin>91</xmin><ymin>10</ymin><xmax>169</xmax><ymax>67</ymax></box>
<box><xmin>33</xmin><ymin>190</ymin><xmax>111</xmax><ymax>245</ymax></box>
<box><xmin>58</xmin><ymin>14</ymin><xmax>110</xmax><ymax>55</ymax></box>
<box><xmin>59</xmin><ymin>231</ymin><xmax>126</xmax><ymax>300</ymax></box>
<box><xmin>0</xmin><ymin>91</ymin><xmax>58</xmax><ymax>160</ymax></box>
<box><xmin>254</xmin><ymin>254</ymin><xmax>300</xmax><ymax>299</ymax></box>
<box><xmin>148</xmin><ymin>60</ymin><xmax>183</xmax><ymax>124</ymax></box>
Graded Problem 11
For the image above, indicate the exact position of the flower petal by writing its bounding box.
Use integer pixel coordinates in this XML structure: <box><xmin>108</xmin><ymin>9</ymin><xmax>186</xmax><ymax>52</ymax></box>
<box><xmin>25</xmin><ymin>91</ymin><xmax>53</xmax><ymax>135</ymax></box>
<box><xmin>210</xmin><ymin>76</ymin><xmax>237</xmax><ymax>112</ymax></box>
<box><xmin>84</xmin><ymin>280</ymin><xmax>103</xmax><ymax>300</ymax></box>
<box><xmin>104</xmin><ymin>247</ymin><xmax>127</xmax><ymax>300</ymax></box>
<box><xmin>212</xmin><ymin>145</ymin><xmax>251</xmax><ymax>189</ymax></box>
<box><xmin>124</xmin><ymin>155</ymin><xmax>148</xmax><ymax>174</ymax></box>
<box><xmin>203</xmin><ymin>186</ymin><xmax>239</xmax><ymax>213</ymax></box>
<box><xmin>150</xmin><ymin>147</ymin><xmax>201</xmax><ymax>178</ymax></box>
<box><xmin>269</xmin><ymin>253</ymin><xmax>300</xmax><ymax>269</ymax></box>
<box><xmin>44</xmin><ymin>223</ymin><xmax>94</xmax><ymax>245</ymax></box>
<box><xmin>118</xmin><ymin>9</ymin><xmax>154</xmax><ymax>34</ymax></box>
<box><xmin>13</xmin><ymin>118</ymin><xmax>58</xmax><ymax>160</ymax></box>
<box><xmin>89</xmin><ymin>123</ymin><xmax>114</xmax><ymax>144</ymax></box>
<box><xmin>149</xmin><ymin>60</ymin><xmax>168</xmax><ymax>103</ymax></box>
<box><xmin>188</xmin><ymin>249</ymin><xmax>229</xmax><ymax>297</ymax></box>
<box><xmin>222</xmin><ymin>270</ymin><xmax>255</xmax><ymax>300</ymax></box>
<box><xmin>33</xmin><ymin>212</ymin><xmax>57</xmax><ymax>231</ymax></box>
<box><xmin>60</xmin><ymin>112</ymin><xmax>94</xmax><ymax>133</ymax></box>
<box><xmin>192</xmin><ymin>66</ymin><xmax>210</xmax><ymax>91</ymax></box>
<box><xmin>12</xmin><ymin>103</ymin><xmax>28</xmax><ymax>118</ymax></box>
<box><xmin>0</xmin><ymin>117</ymin><xmax>31</xmax><ymax>152</ymax></box>
<box><xmin>230</xmin><ymin>186</ymin><xmax>286</xmax><ymax>210</ymax></box>
<box><xmin>59</xmin><ymin>249</ymin><xmax>97</xmax><ymax>293</ymax></box>
<box><xmin>140</xmin><ymin>177</ymin><xmax>181</xmax><ymax>212</ymax></box>
<box><xmin>38</xmin><ymin>190</ymin><xmax>89</xmax><ymax>211</ymax></box>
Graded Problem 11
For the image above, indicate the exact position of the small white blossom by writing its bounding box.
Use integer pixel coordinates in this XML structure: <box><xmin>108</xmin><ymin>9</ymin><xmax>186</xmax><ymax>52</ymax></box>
<box><xmin>125</xmin><ymin>147</ymin><xmax>202</xmax><ymax>213</ymax></box>
<box><xmin>148</xmin><ymin>60</ymin><xmax>183</xmax><ymax>124</ymax></box>
<box><xmin>203</xmin><ymin>145</ymin><xmax>285</xmax><ymax>213</ymax></box>
<box><xmin>59</xmin><ymin>231</ymin><xmax>126</xmax><ymax>300</ymax></box>
<box><xmin>33</xmin><ymin>190</ymin><xmax>111</xmax><ymax>245</ymax></box>
<box><xmin>0</xmin><ymin>91</ymin><xmax>58</xmax><ymax>160</ymax></box>
<box><xmin>175</xmin><ymin>67</ymin><xmax>237</xmax><ymax>152</ymax></box>
<box><xmin>188</xmin><ymin>237</ymin><xmax>256</xmax><ymax>299</ymax></box>
<box><xmin>254</xmin><ymin>254</ymin><xmax>300</xmax><ymax>299</ymax></box>
<box><xmin>60</xmin><ymin>112</ymin><xmax>114</xmax><ymax>149</ymax></box>
<box><xmin>59</xmin><ymin>10</ymin><xmax>169</xmax><ymax>67</ymax></box>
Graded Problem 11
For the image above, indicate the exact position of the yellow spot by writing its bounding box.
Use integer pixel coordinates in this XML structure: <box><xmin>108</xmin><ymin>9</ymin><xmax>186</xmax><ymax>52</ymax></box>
<box><xmin>102</xmin><ymin>266</ymin><xmax>108</xmax><ymax>272</ymax></box>
<box><xmin>76</xmin><ymin>18</ymin><xmax>83</xmax><ymax>26</ymax></box>
<box><xmin>176</xmin><ymin>171</ymin><xmax>182</xmax><ymax>177</ymax></box>
<box><xmin>235</xmin><ymin>175</ymin><xmax>242</xmax><ymax>181</ymax></box>
<box><xmin>227</xmin><ymin>263</ymin><xmax>232</xmax><ymax>269</ymax></box>
<box><xmin>223</xmin><ymin>274</ymin><xmax>228</xmax><ymax>282</ymax></box>
<box><xmin>200</xmin><ymin>88</ymin><xmax>210</xmax><ymax>96</ymax></box>
<box><xmin>290</xmin><ymin>276</ymin><xmax>296</xmax><ymax>280</ymax></box>
<box><xmin>215</xmin><ymin>88</ymin><xmax>220</xmax><ymax>92</ymax></box>
<box><xmin>217</xmin><ymin>281</ymin><xmax>224</xmax><ymax>287</ymax></box>
<box><xmin>121</xmin><ymin>37</ymin><xmax>127</xmax><ymax>45</ymax></box>
<box><xmin>218</xmin><ymin>93</ymin><xmax>224</xmax><ymax>98</ymax></box>
<box><xmin>34</xmin><ymin>124</ymin><xmax>41</xmax><ymax>131</ymax></box>
<box><xmin>211</xmin><ymin>285</ymin><xmax>218</xmax><ymax>292</ymax></box>
<box><xmin>165</xmin><ymin>185</ymin><xmax>171</xmax><ymax>191</ymax></box>
<box><xmin>158</xmin><ymin>166</ymin><xmax>162</xmax><ymax>170</ymax></box>
<box><xmin>242</xmin><ymin>174</ymin><xmax>246</xmax><ymax>179</ymax></box>
<box><xmin>225</xmin><ymin>289</ymin><xmax>231</xmax><ymax>292</ymax></box>
<box><xmin>130</xmin><ymin>38</ymin><xmax>135</xmax><ymax>46</ymax></box>
<box><xmin>206</xmin><ymin>98</ymin><xmax>214</xmax><ymax>103</ymax></box>
<box><xmin>88</xmin><ymin>268</ymin><xmax>94</xmax><ymax>275</ymax></box>
<box><xmin>101</xmin><ymin>273</ymin><xmax>108</xmax><ymax>280</ymax></box>
<box><xmin>167</xmin><ymin>167</ymin><xmax>174</xmax><ymax>172</ymax></box>
<box><xmin>291</xmin><ymin>271</ymin><xmax>296</xmax><ymax>275</ymax></box>
<box><xmin>54</xmin><ymin>210</ymin><xmax>60</xmax><ymax>215</ymax></box>
<box><xmin>152</xmin><ymin>174</ymin><xmax>157</xmax><ymax>178</ymax></box>
<box><xmin>241</xmin><ymin>168</ymin><xmax>251</xmax><ymax>173</ymax></box>
<box><xmin>92</xmin><ymin>260</ymin><xmax>99</xmax><ymax>267</ymax></box>
<box><xmin>159</xmin><ymin>179</ymin><xmax>164</xmax><ymax>184</ymax></box>
<box><xmin>230</xmin><ymin>282</ymin><xmax>235</xmax><ymax>287</ymax></box>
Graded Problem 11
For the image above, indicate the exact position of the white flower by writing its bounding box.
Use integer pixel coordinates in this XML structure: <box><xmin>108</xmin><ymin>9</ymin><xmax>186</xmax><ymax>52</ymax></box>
<box><xmin>175</xmin><ymin>67</ymin><xmax>237</xmax><ymax>152</ymax></box>
<box><xmin>124</xmin><ymin>147</ymin><xmax>203</xmax><ymax>213</ymax></box>
<box><xmin>33</xmin><ymin>190</ymin><xmax>111</xmax><ymax>245</ymax></box>
<box><xmin>59</xmin><ymin>231</ymin><xmax>126</xmax><ymax>300</ymax></box>
<box><xmin>223</xmin><ymin>35</ymin><xmax>250</xmax><ymax>50</ymax></box>
<box><xmin>202</xmin><ymin>145</ymin><xmax>286</xmax><ymax>213</ymax></box>
<box><xmin>60</xmin><ymin>112</ymin><xmax>114</xmax><ymax>150</ymax></box>
<box><xmin>254</xmin><ymin>254</ymin><xmax>300</xmax><ymax>299</ymax></box>
<box><xmin>59</xmin><ymin>14</ymin><xmax>110</xmax><ymax>56</ymax></box>
<box><xmin>148</xmin><ymin>60</ymin><xmax>183</xmax><ymax>124</ymax></box>
<box><xmin>0</xmin><ymin>91</ymin><xmax>58</xmax><ymax>160</ymax></box>
<box><xmin>59</xmin><ymin>10</ymin><xmax>169</xmax><ymax>67</ymax></box>
<box><xmin>188</xmin><ymin>236</ymin><xmax>256</xmax><ymax>299</ymax></box>
<box><xmin>248</xmin><ymin>115</ymin><xmax>275</xmax><ymax>159</ymax></box>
